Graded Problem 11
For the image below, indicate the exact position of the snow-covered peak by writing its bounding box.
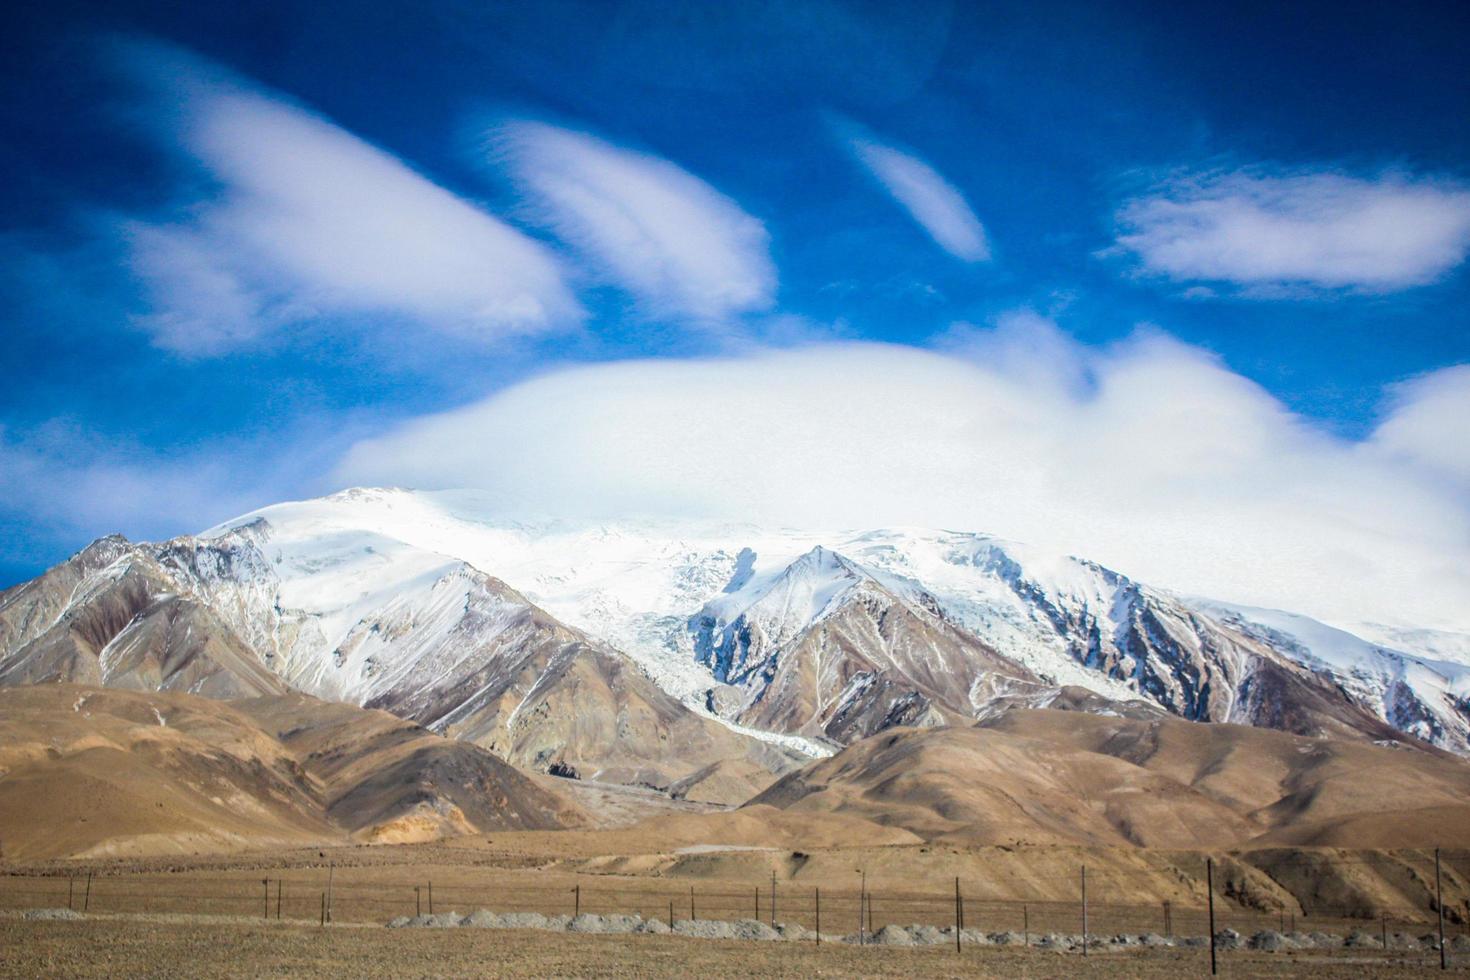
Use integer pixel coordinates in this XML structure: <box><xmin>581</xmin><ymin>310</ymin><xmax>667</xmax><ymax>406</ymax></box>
<box><xmin>190</xmin><ymin>487</ymin><xmax>1470</xmax><ymax>751</ymax></box>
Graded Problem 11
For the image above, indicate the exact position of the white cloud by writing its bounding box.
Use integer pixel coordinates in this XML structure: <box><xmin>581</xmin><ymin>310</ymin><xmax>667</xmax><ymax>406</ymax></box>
<box><xmin>1368</xmin><ymin>363</ymin><xmax>1470</xmax><ymax>486</ymax></box>
<box><xmin>488</xmin><ymin>120</ymin><xmax>776</xmax><ymax>321</ymax></box>
<box><xmin>114</xmin><ymin>42</ymin><xmax>581</xmax><ymax>354</ymax></box>
<box><xmin>844</xmin><ymin>128</ymin><xmax>990</xmax><ymax>261</ymax></box>
<box><xmin>1114</xmin><ymin>168</ymin><xmax>1470</xmax><ymax>293</ymax></box>
<box><xmin>336</xmin><ymin>319</ymin><xmax>1470</xmax><ymax>635</ymax></box>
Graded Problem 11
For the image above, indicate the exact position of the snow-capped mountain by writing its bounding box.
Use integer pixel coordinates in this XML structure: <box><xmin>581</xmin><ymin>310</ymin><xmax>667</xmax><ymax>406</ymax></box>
<box><xmin>3</xmin><ymin>486</ymin><xmax>1468</xmax><ymax>768</ymax></box>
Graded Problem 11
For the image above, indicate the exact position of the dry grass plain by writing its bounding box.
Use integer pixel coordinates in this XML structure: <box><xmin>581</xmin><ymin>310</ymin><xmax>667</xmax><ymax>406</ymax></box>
<box><xmin>3</xmin><ymin>833</ymin><xmax>1468</xmax><ymax>978</ymax></box>
<box><xmin>2</xmin><ymin>913</ymin><xmax>1466</xmax><ymax>979</ymax></box>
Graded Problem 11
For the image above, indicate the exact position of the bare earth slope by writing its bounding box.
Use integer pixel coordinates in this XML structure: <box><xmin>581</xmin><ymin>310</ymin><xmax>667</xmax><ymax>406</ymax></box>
<box><xmin>751</xmin><ymin>708</ymin><xmax>1470</xmax><ymax>849</ymax></box>
<box><xmin>0</xmin><ymin>685</ymin><xmax>584</xmax><ymax>860</ymax></box>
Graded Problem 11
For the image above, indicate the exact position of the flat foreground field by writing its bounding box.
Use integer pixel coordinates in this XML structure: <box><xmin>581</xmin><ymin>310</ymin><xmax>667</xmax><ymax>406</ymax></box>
<box><xmin>1</xmin><ymin>914</ymin><xmax>1463</xmax><ymax>980</ymax></box>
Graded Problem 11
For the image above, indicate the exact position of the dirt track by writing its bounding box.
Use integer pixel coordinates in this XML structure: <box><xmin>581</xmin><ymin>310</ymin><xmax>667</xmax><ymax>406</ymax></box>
<box><xmin>1</xmin><ymin>914</ymin><xmax>1464</xmax><ymax>979</ymax></box>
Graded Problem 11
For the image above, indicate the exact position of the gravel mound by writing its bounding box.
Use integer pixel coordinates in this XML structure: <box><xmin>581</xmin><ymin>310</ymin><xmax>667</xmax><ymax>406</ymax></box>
<box><xmin>1139</xmin><ymin>933</ymin><xmax>1174</xmax><ymax>947</ymax></box>
<box><xmin>671</xmin><ymin>918</ymin><xmax>782</xmax><ymax>941</ymax></box>
<box><xmin>871</xmin><ymin>924</ymin><xmax>914</xmax><ymax>946</ymax></box>
<box><xmin>1247</xmin><ymin>930</ymin><xmax>1298</xmax><ymax>950</ymax></box>
<box><xmin>22</xmin><ymin>908</ymin><xmax>83</xmax><ymax>921</ymax></box>
<box><xmin>1343</xmin><ymin>929</ymin><xmax>1377</xmax><ymax>948</ymax></box>
<box><xmin>1452</xmin><ymin>935</ymin><xmax>1470</xmax><ymax>953</ymax></box>
<box><xmin>569</xmin><ymin>913</ymin><xmax>641</xmax><ymax>933</ymax></box>
<box><xmin>635</xmin><ymin>918</ymin><xmax>671</xmax><ymax>935</ymax></box>
<box><xmin>1213</xmin><ymin>928</ymin><xmax>1242</xmax><ymax>950</ymax></box>
<box><xmin>774</xmin><ymin>921</ymin><xmax>811</xmax><ymax>941</ymax></box>
<box><xmin>987</xmin><ymin>930</ymin><xmax>1023</xmax><ymax>946</ymax></box>
<box><xmin>1308</xmin><ymin>931</ymin><xmax>1342</xmax><ymax>948</ymax></box>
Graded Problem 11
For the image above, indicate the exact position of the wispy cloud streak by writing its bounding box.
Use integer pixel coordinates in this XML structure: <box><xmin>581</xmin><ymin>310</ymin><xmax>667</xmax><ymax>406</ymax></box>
<box><xmin>842</xmin><ymin>124</ymin><xmax>990</xmax><ymax>261</ymax></box>
<box><xmin>113</xmin><ymin>41</ymin><xmax>581</xmax><ymax>355</ymax></box>
<box><xmin>488</xmin><ymin>120</ymin><xmax>777</xmax><ymax>322</ymax></box>
<box><xmin>1113</xmin><ymin>167</ymin><xmax>1470</xmax><ymax>293</ymax></box>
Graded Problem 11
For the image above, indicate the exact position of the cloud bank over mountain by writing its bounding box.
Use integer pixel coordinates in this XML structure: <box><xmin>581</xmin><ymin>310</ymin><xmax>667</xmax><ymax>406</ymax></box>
<box><xmin>337</xmin><ymin>317</ymin><xmax>1470</xmax><ymax>635</ymax></box>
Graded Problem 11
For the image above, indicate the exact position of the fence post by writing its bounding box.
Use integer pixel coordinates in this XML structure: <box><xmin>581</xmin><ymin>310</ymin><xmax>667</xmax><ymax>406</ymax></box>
<box><xmin>68</xmin><ymin>877</ymin><xmax>74</xmax><ymax>910</ymax></box>
<box><xmin>690</xmin><ymin>885</ymin><xmax>695</xmax><ymax>922</ymax></box>
<box><xmin>771</xmin><ymin>870</ymin><xmax>777</xmax><ymax>927</ymax></box>
<box><xmin>867</xmin><ymin>890</ymin><xmax>874</xmax><ymax>935</ymax></box>
<box><xmin>1381</xmin><ymin>913</ymin><xmax>1387</xmax><ymax>950</ymax></box>
<box><xmin>428</xmin><ymin>880</ymin><xmax>434</xmax><ymax>915</ymax></box>
<box><xmin>574</xmin><ymin>884</ymin><xmax>581</xmax><ymax>918</ymax></box>
<box><xmin>415</xmin><ymin>886</ymin><xmax>421</xmax><ymax>917</ymax></box>
<box><xmin>1207</xmin><ymin>858</ymin><xmax>1217</xmax><ymax>976</ymax></box>
<box><xmin>1436</xmin><ymin>848</ymin><xmax>1446</xmax><ymax>970</ymax></box>
<box><xmin>1024</xmin><ymin>903</ymin><xmax>1029</xmax><ymax>947</ymax></box>
<box><xmin>326</xmin><ymin>861</ymin><xmax>333</xmax><ymax>923</ymax></box>
<box><xmin>1165</xmin><ymin>900</ymin><xmax>1173</xmax><ymax>936</ymax></box>
<box><xmin>669</xmin><ymin>899</ymin><xmax>674</xmax><ymax>926</ymax></box>
<box><xmin>815</xmin><ymin>887</ymin><xmax>820</xmax><ymax>945</ymax></box>
<box><xmin>755</xmin><ymin>886</ymin><xmax>759</xmax><ymax>922</ymax></box>
<box><xmin>84</xmin><ymin>872</ymin><xmax>92</xmax><ymax>912</ymax></box>
<box><xmin>320</xmin><ymin>892</ymin><xmax>325</xmax><ymax>927</ymax></box>
<box><xmin>276</xmin><ymin>879</ymin><xmax>282</xmax><ymax>919</ymax></box>
<box><xmin>1081</xmin><ymin>865</ymin><xmax>1088</xmax><ymax>957</ymax></box>
<box><xmin>263</xmin><ymin>879</ymin><xmax>270</xmax><ymax>919</ymax></box>
<box><xmin>954</xmin><ymin>877</ymin><xmax>962</xmax><ymax>952</ymax></box>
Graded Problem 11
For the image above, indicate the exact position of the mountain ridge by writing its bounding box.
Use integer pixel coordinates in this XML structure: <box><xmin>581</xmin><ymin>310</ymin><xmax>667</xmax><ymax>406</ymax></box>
<box><xmin>3</xmin><ymin>487</ymin><xmax>1467</xmax><ymax>774</ymax></box>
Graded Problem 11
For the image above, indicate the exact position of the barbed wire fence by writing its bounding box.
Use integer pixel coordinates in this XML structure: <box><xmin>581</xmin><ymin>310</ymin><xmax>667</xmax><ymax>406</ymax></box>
<box><xmin>2</xmin><ymin>850</ymin><xmax>1467</xmax><ymax>968</ymax></box>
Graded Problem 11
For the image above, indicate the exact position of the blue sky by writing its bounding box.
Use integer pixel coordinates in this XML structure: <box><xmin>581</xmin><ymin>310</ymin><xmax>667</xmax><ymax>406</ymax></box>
<box><xmin>2</xmin><ymin>0</ymin><xmax>1468</xmax><ymax>630</ymax></box>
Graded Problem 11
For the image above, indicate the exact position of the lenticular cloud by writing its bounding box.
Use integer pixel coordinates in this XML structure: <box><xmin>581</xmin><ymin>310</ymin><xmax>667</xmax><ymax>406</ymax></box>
<box><xmin>336</xmin><ymin>319</ymin><xmax>1470</xmax><ymax>636</ymax></box>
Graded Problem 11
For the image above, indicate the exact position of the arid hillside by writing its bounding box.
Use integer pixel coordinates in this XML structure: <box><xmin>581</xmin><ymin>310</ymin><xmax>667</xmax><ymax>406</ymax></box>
<box><xmin>0</xmin><ymin>685</ymin><xmax>584</xmax><ymax>861</ymax></box>
<box><xmin>751</xmin><ymin>708</ymin><xmax>1470</xmax><ymax>849</ymax></box>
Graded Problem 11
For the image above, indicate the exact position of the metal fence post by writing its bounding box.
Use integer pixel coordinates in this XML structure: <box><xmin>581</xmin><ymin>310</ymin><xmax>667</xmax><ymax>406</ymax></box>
<box><xmin>428</xmin><ymin>880</ymin><xmax>434</xmax><ymax>915</ymax></box>
<box><xmin>84</xmin><ymin>873</ymin><xmax>92</xmax><ymax>912</ymax></box>
<box><xmin>815</xmin><ymin>887</ymin><xmax>820</xmax><ymax>945</ymax></box>
<box><xmin>954</xmin><ymin>877</ymin><xmax>962</xmax><ymax>952</ymax></box>
<box><xmin>1081</xmin><ymin>865</ymin><xmax>1088</xmax><ymax>957</ymax></box>
<box><xmin>1207</xmin><ymin>858</ymin><xmax>1218</xmax><ymax>976</ymax></box>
